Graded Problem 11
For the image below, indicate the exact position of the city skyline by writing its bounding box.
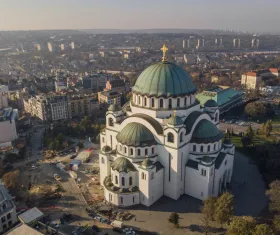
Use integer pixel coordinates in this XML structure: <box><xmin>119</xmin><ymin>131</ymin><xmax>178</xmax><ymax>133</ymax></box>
<box><xmin>1</xmin><ymin>0</ymin><xmax>280</xmax><ymax>33</ymax></box>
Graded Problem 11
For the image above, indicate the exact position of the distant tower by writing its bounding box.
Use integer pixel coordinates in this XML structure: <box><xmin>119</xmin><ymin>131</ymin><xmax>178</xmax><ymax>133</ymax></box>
<box><xmin>183</xmin><ymin>40</ymin><xmax>185</xmax><ymax>49</ymax></box>
<box><xmin>47</xmin><ymin>42</ymin><xmax>53</xmax><ymax>52</ymax></box>
<box><xmin>251</xmin><ymin>38</ymin><xmax>255</xmax><ymax>48</ymax></box>
<box><xmin>238</xmin><ymin>39</ymin><xmax>241</xmax><ymax>49</ymax></box>
<box><xmin>215</xmin><ymin>38</ymin><xmax>218</xmax><ymax>46</ymax></box>
<box><xmin>220</xmin><ymin>38</ymin><xmax>223</xmax><ymax>46</ymax></box>
<box><xmin>187</xmin><ymin>39</ymin><xmax>190</xmax><ymax>48</ymax></box>
<box><xmin>197</xmin><ymin>39</ymin><xmax>200</xmax><ymax>47</ymax></box>
<box><xmin>60</xmin><ymin>44</ymin><xmax>65</xmax><ymax>51</ymax></box>
<box><xmin>36</xmin><ymin>44</ymin><xmax>41</xmax><ymax>51</ymax></box>
<box><xmin>233</xmin><ymin>39</ymin><xmax>236</xmax><ymax>48</ymax></box>
<box><xmin>256</xmin><ymin>39</ymin><xmax>260</xmax><ymax>49</ymax></box>
<box><xmin>71</xmin><ymin>42</ymin><xmax>75</xmax><ymax>50</ymax></box>
<box><xmin>202</xmin><ymin>38</ymin><xmax>205</xmax><ymax>47</ymax></box>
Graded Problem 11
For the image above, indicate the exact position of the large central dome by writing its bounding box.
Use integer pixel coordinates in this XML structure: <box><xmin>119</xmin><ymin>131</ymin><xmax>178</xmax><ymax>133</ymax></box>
<box><xmin>133</xmin><ymin>61</ymin><xmax>196</xmax><ymax>98</ymax></box>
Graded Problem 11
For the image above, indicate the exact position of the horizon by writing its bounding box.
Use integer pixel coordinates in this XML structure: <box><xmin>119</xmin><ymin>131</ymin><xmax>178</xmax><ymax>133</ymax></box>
<box><xmin>1</xmin><ymin>0</ymin><xmax>280</xmax><ymax>33</ymax></box>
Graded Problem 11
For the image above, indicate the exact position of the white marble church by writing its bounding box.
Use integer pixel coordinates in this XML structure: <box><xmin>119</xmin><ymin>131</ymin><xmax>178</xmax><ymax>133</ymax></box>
<box><xmin>99</xmin><ymin>45</ymin><xmax>235</xmax><ymax>207</ymax></box>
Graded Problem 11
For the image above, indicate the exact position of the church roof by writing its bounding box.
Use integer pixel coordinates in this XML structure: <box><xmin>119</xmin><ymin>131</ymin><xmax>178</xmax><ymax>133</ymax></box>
<box><xmin>108</xmin><ymin>103</ymin><xmax>121</xmax><ymax>112</ymax></box>
<box><xmin>141</xmin><ymin>158</ymin><xmax>153</xmax><ymax>169</ymax></box>
<box><xmin>116</xmin><ymin>122</ymin><xmax>156</xmax><ymax>146</ymax></box>
<box><xmin>167</xmin><ymin>115</ymin><xmax>184</xmax><ymax>126</ymax></box>
<box><xmin>215</xmin><ymin>152</ymin><xmax>227</xmax><ymax>169</ymax></box>
<box><xmin>132</xmin><ymin>61</ymin><xmax>196</xmax><ymax>98</ymax></box>
<box><xmin>102</xmin><ymin>145</ymin><xmax>111</xmax><ymax>153</ymax></box>
<box><xmin>186</xmin><ymin>159</ymin><xmax>199</xmax><ymax>170</ymax></box>
<box><xmin>111</xmin><ymin>157</ymin><xmax>137</xmax><ymax>173</ymax></box>
<box><xmin>204</xmin><ymin>99</ymin><xmax>218</xmax><ymax>107</ymax></box>
<box><xmin>191</xmin><ymin>119</ymin><xmax>224</xmax><ymax>143</ymax></box>
<box><xmin>184</xmin><ymin>111</ymin><xmax>205</xmax><ymax>133</ymax></box>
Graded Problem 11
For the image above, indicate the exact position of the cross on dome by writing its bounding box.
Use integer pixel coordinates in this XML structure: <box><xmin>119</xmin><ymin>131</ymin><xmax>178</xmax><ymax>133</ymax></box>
<box><xmin>161</xmin><ymin>44</ymin><xmax>168</xmax><ymax>62</ymax></box>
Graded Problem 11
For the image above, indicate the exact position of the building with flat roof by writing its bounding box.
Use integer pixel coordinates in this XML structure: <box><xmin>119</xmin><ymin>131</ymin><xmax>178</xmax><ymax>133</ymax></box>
<box><xmin>196</xmin><ymin>87</ymin><xmax>244</xmax><ymax>114</ymax></box>
<box><xmin>0</xmin><ymin>180</ymin><xmax>17</xmax><ymax>233</ymax></box>
<box><xmin>5</xmin><ymin>224</ymin><xmax>44</xmax><ymax>235</ymax></box>
<box><xmin>18</xmin><ymin>207</ymin><xmax>43</xmax><ymax>225</ymax></box>
<box><xmin>105</xmin><ymin>79</ymin><xmax>126</xmax><ymax>93</ymax></box>
<box><xmin>98</xmin><ymin>91</ymin><xmax>121</xmax><ymax>105</ymax></box>
<box><xmin>0</xmin><ymin>108</ymin><xmax>18</xmax><ymax>145</ymax></box>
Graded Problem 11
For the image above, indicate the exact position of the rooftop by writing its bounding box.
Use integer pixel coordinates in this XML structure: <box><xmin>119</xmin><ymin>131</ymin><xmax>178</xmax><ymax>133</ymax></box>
<box><xmin>18</xmin><ymin>207</ymin><xmax>44</xmax><ymax>224</ymax></box>
<box><xmin>5</xmin><ymin>224</ymin><xmax>43</xmax><ymax>235</ymax></box>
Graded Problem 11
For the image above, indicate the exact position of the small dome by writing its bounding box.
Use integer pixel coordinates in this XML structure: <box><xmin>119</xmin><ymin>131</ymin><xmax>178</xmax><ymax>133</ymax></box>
<box><xmin>116</xmin><ymin>122</ymin><xmax>156</xmax><ymax>147</ymax></box>
<box><xmin>167</xmin><ymin>115</ymin><xmax>183</xmax><ymax>126</ymax></box>
<box><xmin>111</xmin><ymin>157</ymin><xmax>136</xmax><ymax>173</ymax></box>
<box><xmin>191</xmin><ymin>119</ymin><xmax>224</xmax><ymax>143</ymax></box>
<box><xmin>108</xmin><ymin>103</ymin><xmax>121</xmax><ymax>112</ymax></box>
<box><xmin>141</xmin><ymin>157</ymin><xmax>153</xmax><ymax>169</ymax></box>
<box><xmin>201</xmin><ymin>156</ymin><xmax>214</xmax><ymax>165</ymax></box>
<box><xmin>133</xmin><ymin>61</ymin><xmax>196</xmax><ymax>98</ymax></box>
<box><xmin>102</xmin><ymin>145</ymin><xmax>111</xmax><ymax>153</ymax></box>
<box><xmin>204</xmin><ymin>99</ymin><xmax>218</xmax><ymax>107</ymax></box>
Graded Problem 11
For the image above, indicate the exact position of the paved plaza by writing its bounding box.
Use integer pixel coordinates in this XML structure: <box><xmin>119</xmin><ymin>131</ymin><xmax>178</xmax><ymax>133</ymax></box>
<box><xmin>122</xmin><ymin>151</ymin><xmax>268</xmax><ymax>234</ymax></box>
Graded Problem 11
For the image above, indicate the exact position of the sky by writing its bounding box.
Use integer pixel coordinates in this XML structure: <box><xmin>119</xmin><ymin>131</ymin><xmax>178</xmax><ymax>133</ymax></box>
<box><xmin>1</xmin><ymin>0</ymin><xmax>280</xmax><ymax>33</ymax></box>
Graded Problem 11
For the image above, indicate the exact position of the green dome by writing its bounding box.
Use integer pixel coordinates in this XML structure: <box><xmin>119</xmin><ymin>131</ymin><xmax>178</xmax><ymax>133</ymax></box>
<box><xmin>111</xmin><ymin>157</ymin><xmax>136</xmax><ymax>173</ymax></box>
<box><xmin>116</xmin><ymin>122</ymin><xmax>156</xmax><ymax>147</ymax></box>
<box><xmin>102</xmin><ymin>145</ymin><xmax>111</xmax><ymax>153</ymax></box>
<box><xmin>191</xmin><ymin>119</ymin><xmax>224</xmax><ymax>143</ymax></box>
<box><xmin>133</xmin><ymin>61</ymin><xmax>196</xmax><ymax>98</ymax></box>
<box><xmin>204</xmin><ymin>99</ymin><xmax>218</xmax><ymax>107</ymax></box>
<box><xmin>167</xmin><ymin>115</ymin><xmax>184</xmax><ymax>126</ymax></box>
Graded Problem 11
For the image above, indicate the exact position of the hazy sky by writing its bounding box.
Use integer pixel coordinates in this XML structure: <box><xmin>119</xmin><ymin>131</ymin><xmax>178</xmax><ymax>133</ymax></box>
<box><xmin>1</xmin><ymin>0</ymin><xmax>280</xmax><ymax>33</ymax></box>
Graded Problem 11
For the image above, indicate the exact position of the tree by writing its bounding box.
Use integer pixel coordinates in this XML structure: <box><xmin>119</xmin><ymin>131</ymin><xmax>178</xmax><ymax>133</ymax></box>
<box><xmin>264</xmin><ymin>120</ymin><xmax>273</xmax><ymax>137</ymax></box>
<box><xmin>246</xmin><ymin>125</ymin><xmax>254</xmax><ymax>143</ymax></box>
<box><xmin>215</xmin><ymin>192</ymin><xmax>234</xmax><ymax>227</ymax></box>
<box><xmin>245</xmin><ymin>102</ymin><xmax>275</xmax><ymax>118</ymax></box>
<box><xmin>78</xmin><ymin>141</ymin><xmax>84</xmax><ymax>149</ymax></box>
<box><xmin>2</xmin><ymin>170</ymin><xmax>20</xmax><ymax>191</ymax></box>
<box><xmin>168</xmin><ymin>212</ymin><xmax>179</xmax><ymax>227</ymax></box>
<box><xmin>202</xmin><ymin>196</ymin><xmax>217</xmax><ymax>221</ymax></box>
<box><xmin>253</xmin><ymin>224</ymin><xmax>274</xmax><ymax>235</ymax></box>
<box><xmin>227</xmin><ymin>216</ymin><xmax>256</xmax><ymax>235</ymax></box>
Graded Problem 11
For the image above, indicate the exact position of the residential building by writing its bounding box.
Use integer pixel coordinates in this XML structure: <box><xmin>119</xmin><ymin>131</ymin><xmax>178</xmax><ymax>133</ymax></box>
<box><xmin>0</xmin><ymin>180</ymin><xmax>17</xmax><ymax>233</ymax></box>
<box><xmin>0</xmin><ymin>86</ymin><xmax>9</xmax><ymax>109</ymax></box>
<box><xmin>98</xmin><ymin>91</ymin><xmax>121</xmax><ymax>105</ymax></box>
<box><xmin>105</xmin><ymin>79</ymin><xmax>126</xmax><ymax>93</ymax></box>
<box><xmin>0</xmin><ymin>108</ymin><xmax>18</xmax><ymax>145</ymax></box>
<box><xmin>5</xmin><ymin>224</ymin><xmax>43</xmax><ymax>235</ymax></box>
<box><xmin>47</xmin><ymin>42</ymin><xmax>52</xmax><ymax>52</ymax></box>
<box><xmin>99</xmin><ymin>46</ymin><xmax>234</xmax><ymax>207</ymax></box>
<box><xmin>82</xmin><ymin>74</ymin><xmax>107</xmax><ymax>92</ymax></box>
<box><xmin>196</xmin><ymin>86</ymin><xmax>244</xmax><ymax>114</ymax></box>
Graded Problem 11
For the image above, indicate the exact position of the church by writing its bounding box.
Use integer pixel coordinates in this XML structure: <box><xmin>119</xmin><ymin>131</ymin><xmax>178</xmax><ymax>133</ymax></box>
<box><xmin>99</xmin><ymin>45</ymin><xmax>235</xmax><ymax>207</ymax></box>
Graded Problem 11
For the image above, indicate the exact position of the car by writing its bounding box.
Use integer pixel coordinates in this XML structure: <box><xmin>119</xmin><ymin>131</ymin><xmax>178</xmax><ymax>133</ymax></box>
<box><xmin>31</xmin><ymin>165</ymin><xmax>36</xmax><ymax>170</ymax></box>
<box><xmin>93</xmin><ymin>216</ymin><xmax>102</xmax><ymax>222</ymax></box>
<box><xmin>54</xmin><ymin>174</ymin><xmax>62</xmax><ymax>181</ymax></box>
<box><xmin>70</xmin><ymin>154</ymin><xmax>77</xmax><ymax>159</ymax></box>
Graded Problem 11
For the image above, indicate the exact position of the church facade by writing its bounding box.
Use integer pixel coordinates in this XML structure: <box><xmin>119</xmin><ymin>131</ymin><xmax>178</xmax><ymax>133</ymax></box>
<box><xmin>99</xmin><ymin>45</ymin><xmax>235</xmax><ymax>207</ymax></box>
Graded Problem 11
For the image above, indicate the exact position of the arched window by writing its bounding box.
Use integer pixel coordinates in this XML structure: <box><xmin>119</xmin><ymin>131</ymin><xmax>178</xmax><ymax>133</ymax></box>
<box><xmin>101</xmin><ymin>157</ymin><xmax>105</xmax><ymax>164</ymax></box>
<box><xmin>119</xmin><ymin>145</ymin><xmax>122</xmax><ymax>151</ymax></box>
<box><xmin>137</xmin><ymin>149</ymin><xmax>141</xmax><ymax>156</ymax></box>
<box><xmin>184</xmin><ymin>97</ymin><xmax>187</xmax><ymax>106</ymax></box>
<box><xmin>130</xmin><ymin>148</ymin><xmax>133</xmax><ymax>155</ymax></box>
<box><xmin>141</xmin><ymin>172</ymin><xmax>145</xmax><ymax>180</ymax></box>
<box><xmin>121</xmin><ymin>177</ymin><xmax>125</xmax><ymax>186</ymax></box>
<box><xmin>145</xmin><ymin>148</ymin><xmax>148</xmax><ymax>155</ymax></box>
<box><xmin>151</xmin><ymin>172</ymin><xmax>154</xmax><ymax>180</ymax></box>
<box><xmin>168</xmin><ymin>99</ymin><xmax>172</xmax><ymax>109</ymax></box>
<box><xmin>124</xmin><ymin>147</ymin><xmax>127</xmax><ymax>154</ymax></box>
<box><xmin>200</xmin><ymin>146</ymin><xmax>204</xmax><ymax>152</ymax></box>
<box><xmin>129</xmin><ymin>177</ymin><xmax>132</xmax><ymax>186</ymax></box>
<box><xmin>115</xmin><ymin>175</ymin><xmax>118</xmax><ymax>184</ymax></box>
<box><xmin>214</xmin><ymin>143</ymin><xmax>217</xmax><ymax>150</ymax></box>
<box><xmin>133</xmin><ymin>197</ymin><xmax>135</xmax><ymax>203</ymax></box>
<box><xmin>167</xmin><ymin>133</ymin><xmax>174</xmax><ymax>143</ymax></box>
<box><xmin>138</xmin><ymin>96</ymin><xmax>141</xmax><ymax>105</ymax></box>
<box><xmin>144</xmin><ymin>97</ymin><xmax>147</xmax><ymax>106</ymax></box>
<box><xmin>102</xmin><ymin>137</ymin><xmax>105</xmax><ymax>143</ymax></box>
<box><xmin>180</xmin><ymin>132</ymin><xmax>183</xmax><ymax>143</ymax></box>
<box><xmin>152</xmin><ymin>147</ymin><xmax>154</xmax><ymax>154</ymax></box>
<box><xmin>109</xmin><ymin>193</ymin><xmax>112</xmax><ymax>202</ymax></box>
<box><xmin>193</xmin><ymin>145</ymin><xmax>196</xmax><ymax>152</ymax></box>
<box><xmin>108</xmin><ymin>118</ymin><xmax>114</xmax><ymax>127</ymax></box>
<box><xmin>215</xmin><ymin>113</ymin><xmax>218</xmax><ymax>122</ymax></box>
<box><xmin>152</xmin><ymin>98</ymin><xmax>155</xmax><ymax>107</ymax></box>
<box><xmin>160</xmin><ymin>99</ymin><xmax>164</xmax><ymax>108</ymax></box>
<box><xmin>177</xmin><ymin>98</ymin><xmax>180</xmax><ymax>107</ymax></box>
<box><xmin>207</xmin><ymin>145</ymin><xmax>210</xmax><ymax>152</ymax></box>
<box><xmin>120</xmin><ymin>196</ymin><xmax>123</xmax><ymax>204</ymax></box>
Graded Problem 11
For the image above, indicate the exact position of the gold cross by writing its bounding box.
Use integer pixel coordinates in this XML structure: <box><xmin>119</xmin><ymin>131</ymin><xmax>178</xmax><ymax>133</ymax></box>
<box><xmin>161</xmin><ymin>44</ymin><xmax>168</xmax><ymax>62</ymax></box>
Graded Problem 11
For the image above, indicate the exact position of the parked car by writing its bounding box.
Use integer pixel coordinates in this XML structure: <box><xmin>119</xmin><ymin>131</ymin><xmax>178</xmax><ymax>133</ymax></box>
<box><xmin>94</xmin><ymin>216</ymin><xmax>102</xmax><ymax>222</ymax></box>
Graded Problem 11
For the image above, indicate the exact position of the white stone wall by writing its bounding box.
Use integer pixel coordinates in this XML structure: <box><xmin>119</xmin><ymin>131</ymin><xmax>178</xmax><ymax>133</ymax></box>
<box><xmin>104</xmin><ymin>188</ymin><xmax>140</xmax><ymax>207</ymax></box>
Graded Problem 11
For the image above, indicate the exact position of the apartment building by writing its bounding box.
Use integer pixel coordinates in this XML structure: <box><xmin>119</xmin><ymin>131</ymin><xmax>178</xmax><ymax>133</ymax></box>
<box><xmin>0</xmin><ymin>108</ymin><xmax>18</xmax><ymax>145</ymax></box>
<box><xmin>104</xmin><ymin>79</ymin><xmax>126</xmax><ymax>93</ymax></box>
<box><xmin>98</xmin><ymin>91</ymin><xmax>121</xmax><ymax>105</ymax></box>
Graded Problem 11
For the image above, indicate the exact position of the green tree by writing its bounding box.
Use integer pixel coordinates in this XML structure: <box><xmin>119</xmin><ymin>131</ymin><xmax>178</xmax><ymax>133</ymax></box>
<box><xmin>227</xmin><ymin>216</ymin><xmax>256</xmax><ymax>235</ymax></box>
<box><xmin>215</xmin><ymin>192</ymin><xmax>234</xmax><ymax>227</ymax></box>
<box><xmin>253</xmin><ymin>224</ymin><xmax>274</xmax><ymax>235</ymax></box>
<box><xmin>246</xmin><ymin>125</ymin><xmax>254</xmax><ymax>143</ymax></box>
<box><xmin>168</xmin><ymin>212</ymin><xmax>179</xmax><ymax>228</ymax></box>
<box><xmin>78</xmin><ymin>141</ymin><xmax>84</xmax><ymax>149</ymax></box>
<box><xmin>264</xmin><ymin>120</ymin><xmax>273</xmax><ymax>137</ymax></box>
<box><xmin>202</xmin><ymin>196</ymin><xmax>217</xmax><ymax>221</ymax></box>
